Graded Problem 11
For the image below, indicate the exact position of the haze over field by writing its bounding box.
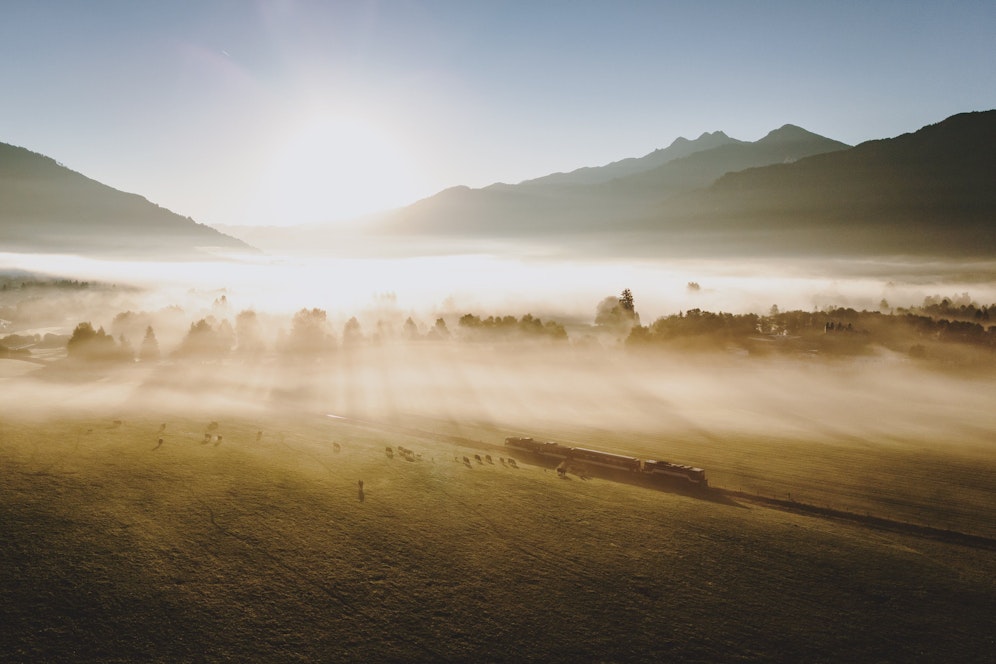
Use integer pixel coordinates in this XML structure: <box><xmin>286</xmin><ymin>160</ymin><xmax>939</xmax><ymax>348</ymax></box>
<box><xmin>4</xmin><ymin>264</ymin><xmax>996</xmax><ymax>547</ymax></box>
<box><xmin>3</xmin><ymin>3</ymin><xmax>996</xmax><ymax>662</ymax></box>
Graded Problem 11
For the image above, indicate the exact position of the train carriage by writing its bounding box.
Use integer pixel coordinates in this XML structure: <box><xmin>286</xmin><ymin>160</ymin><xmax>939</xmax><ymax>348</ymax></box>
<box><xmin>642</xmin><ymin>459</ymin><xmax>707</xmax><ymax>485</ymax></box>
<box><xmin>568</xmin><ymin>447</ymin><xmax>641</xmax><ymax>472</ymax></box>
<box><xmin>504</xmin><ymin>436</ymin><xmax>707</xmax><ymax>487</ymax></box>
<box><xmin>505</xmin><ymin>437</ymin><xmax>570</xmax><ymax>459</ymax></box>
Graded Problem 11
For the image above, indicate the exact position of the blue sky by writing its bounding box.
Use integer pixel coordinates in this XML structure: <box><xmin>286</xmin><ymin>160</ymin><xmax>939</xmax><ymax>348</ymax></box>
<box><xmin>2</xmin><ymin>1</ymin><xmax>994</xmax><ymax>226</ymax></box>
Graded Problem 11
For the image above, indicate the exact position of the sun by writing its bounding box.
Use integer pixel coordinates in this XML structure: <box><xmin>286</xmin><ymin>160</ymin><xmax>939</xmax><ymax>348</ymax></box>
<box><xmin>255</xmin><ymin>115</ymin><xmax>421</xmax><ymax>226</ymax></box>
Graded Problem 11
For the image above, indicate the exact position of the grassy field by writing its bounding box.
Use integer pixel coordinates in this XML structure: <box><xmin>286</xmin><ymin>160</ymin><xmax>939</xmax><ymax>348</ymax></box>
<box><xmin>400</xmin><ymin>411</ymin><xmax>996</xmax><ymax>541</ymax></box>
<box><xmin>1</xmin><ymin>408</ymin><xmax>994</xmax><ymax>662</ymax></box>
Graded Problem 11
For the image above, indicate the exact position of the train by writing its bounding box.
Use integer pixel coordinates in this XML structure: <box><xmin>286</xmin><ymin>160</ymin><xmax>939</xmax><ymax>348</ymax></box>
<box><xmin>504</xmin><ymin>436</ymin><xmax>707</xmax><ymax>486</ymax></box>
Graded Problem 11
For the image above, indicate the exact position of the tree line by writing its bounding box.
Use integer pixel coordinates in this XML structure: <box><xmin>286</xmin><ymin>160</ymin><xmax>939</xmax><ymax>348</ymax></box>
<box><xmin>626</xmin><ymin>302</ymin><xmax>996</xmax><ymax>358</ymax></box>
<box><xmin>57</xmin><ymin>307</ymin><xmax>569</xmax><ymax>363</ymax></box>
<box><xmin>12</xmin><ymin>289</ymin><xmax>994</xmax><ymax>365</ymax></box>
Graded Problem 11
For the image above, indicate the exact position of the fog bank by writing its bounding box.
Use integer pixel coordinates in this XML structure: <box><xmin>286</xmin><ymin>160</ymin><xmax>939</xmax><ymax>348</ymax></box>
<box><xmin>5</xmin><ymin>252</ymin><xmax>996</xmax><ymax>332</ymax></box>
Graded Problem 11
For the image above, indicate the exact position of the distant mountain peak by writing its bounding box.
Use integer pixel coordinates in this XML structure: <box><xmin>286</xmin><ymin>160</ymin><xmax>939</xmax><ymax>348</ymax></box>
<box><xmin>517</xmin><ymin>129</ymin><xmax>741</xmax><ymax>188</ymax></box>
<box><xmin>757</xmin><ymin>124</ymin><xmax>824</xmax><ymax>144</ymax></box>
<box><xmin>665</xmin><ymin>130</ymin><xmax>733</xmax><ymax>151</ymax></box>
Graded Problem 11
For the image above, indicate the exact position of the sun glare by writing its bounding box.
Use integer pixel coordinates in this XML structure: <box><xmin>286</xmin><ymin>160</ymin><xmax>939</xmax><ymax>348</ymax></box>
<box><xmin>252</xmin><ymin>115</ymin><xmax>420</xmax><ymax>226</ymax></box>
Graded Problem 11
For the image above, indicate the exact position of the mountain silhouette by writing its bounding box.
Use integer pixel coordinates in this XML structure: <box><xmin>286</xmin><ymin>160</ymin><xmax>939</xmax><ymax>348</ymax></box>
<box><xmin>520</xmin><ymin>130</ymin><xmax>740</xmax><ymax>187</ymax></box>
<box><xmin>631</xmin><ymin>110</ymin><xmax>996</xmax><ymax>256</ymax></box>
<box><xmin>0</xmin><ymin>142</ymin><xmax>254</xmax><ymax>258</ymax></box>
<box><xmin>378</xmin><ymin>123</ymin><xmax>849</xmax><ymax>238</ymax></box>
<box><xmin>134</xmin><ymin>111</ymin><xmax>995</xmax><ymax>260</ymax></box>
<box><xmin>597</xmin><ymin>124</ymin><xmax>850</xmax><ymax>198</ymax></box>
<box><xmin>343</xmin><ymin>112</ymin><xmax>994</xmax><ymax>258</ymax></box>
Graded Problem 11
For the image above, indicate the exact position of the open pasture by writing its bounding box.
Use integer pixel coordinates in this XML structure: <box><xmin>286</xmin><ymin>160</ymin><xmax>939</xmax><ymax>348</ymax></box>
<box><xmin>1</xmin><ymin>409</ymin><xmax>993</xmax><ymax>662</ymax></box>
<box><xmin>497</xmin><ymin>421</ymin><xmax>996</xmax><ymax>541</ymax></box>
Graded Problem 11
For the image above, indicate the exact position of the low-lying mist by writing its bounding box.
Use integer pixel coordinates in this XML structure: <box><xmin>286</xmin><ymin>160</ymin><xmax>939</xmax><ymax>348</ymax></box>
<box><xmin>5</xmin><ymin>338</ymin><xmax>995</xmax><ymax>455</ymax></box>
<box><xmin>3</xmin><ymin>250</ymin><xmax>995</xmax><ymax>461</ymax></box>
<box><xmin>5</xmin><ymin>251</ymin><xmax>996</xmax><ymax>331</ymax></box>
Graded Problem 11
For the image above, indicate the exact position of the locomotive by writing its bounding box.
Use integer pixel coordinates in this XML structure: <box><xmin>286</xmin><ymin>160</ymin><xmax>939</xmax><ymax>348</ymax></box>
<box><xmin>504</xmin><ymin>436</ymin><xmax>707</xmax><ymax>486</ymax></box>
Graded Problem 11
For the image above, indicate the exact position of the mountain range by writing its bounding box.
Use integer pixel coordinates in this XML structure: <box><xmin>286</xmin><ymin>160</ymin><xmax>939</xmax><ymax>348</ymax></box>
<box><xmin>630</xmin><ymin>110</ymin><xmax>996</xmax><ymax>256</ymax></box>
<box><xmin>519</xmin><ymin>129</ymin><xmax>740</xmax><ymax>187</ymax></box>
<box><xmin>0</xmin><ymin>143</ymin><xmax>252</xmax><ymax>258</ymax></box>
<box><xmin>377</xmin><ymin>124</ymin><xmax>851</xmax><ymax>240</ymax></box>
<box><xmin>2</xmin><ymin>110</ymin><xmax>994</xmax><ymax>259</ymax></box>
<box><xmin>370</xmin><ymin>111</ymin><xmax>994</xmax><ymax>257</ymax></box>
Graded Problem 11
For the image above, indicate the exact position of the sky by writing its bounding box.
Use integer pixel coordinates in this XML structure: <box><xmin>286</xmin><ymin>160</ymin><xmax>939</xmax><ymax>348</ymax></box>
<box><xmin>2</xmin><ymin>1</ymin><xmax>995</xmax><ymax>228</ymax></box>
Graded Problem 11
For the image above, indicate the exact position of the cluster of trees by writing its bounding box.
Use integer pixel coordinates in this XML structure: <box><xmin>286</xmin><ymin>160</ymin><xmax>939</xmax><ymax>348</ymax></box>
<box><xmin>595</xmin><ymin>288</ymin><xmax>640</xmax><ymax>336</ymax></box>
<box><xmin>626</xmin><ymin>302</ymin><xmax>996</xmax><ymax>358</ymax></box>
<box><xmin>0</xmin><ymin>277</ymin><xmax>92</xmax><ymax>292</ymax></box>
<box><xmin>403</xmin><ymin>317</ymin><xmax>450</xmax><ymax>341</ymax></box>
<box><xmin>897</xmin><ymin>295</ymin><xmax>992</xmax><ymax>323</ymax></box>
<box><xmin>65</xmin><ymin>322</ymin><xmax>161</xmax><ymax>363</ymax></box>
<box><xmin>627</xmin><ymin>308</ymin><xmax>761</xmax><ymax>349</ymax></box>
<box><xmin>0</xmin><ymin>331</ymin><xmax>68</xmax><ymax>352</ymax></box>
<box><xmin>284</xmin><ymin>308</ymin><xmax>336</xmax><ymax>355</ymax></box>
<box><xmin>63</xmin><ymin>308</ymin><xmax>342</xmax><ymax>364</ymax></box>
<box><xmin>66</xmin><ymin>322</ymin><xmax>132</xmax><ymax>362</ymax></box>
<box><xmin>58</xmin><ymin>304</ymin><xmax>570</xmax><ymax>365</ymax></box>
<box><xmin>457</xmin><ymin>313</ymin><xmax>567</xmax><ymax>341</ymax></box>
<box><xmin>173</xmin><ymin>318</ymin><xmax>232</xmax><ymax>358</ymax></box>
<box><xmin>901</xmin><ymin>313</ymin><xmax>995</xmax><ymax>346</ymax></box>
